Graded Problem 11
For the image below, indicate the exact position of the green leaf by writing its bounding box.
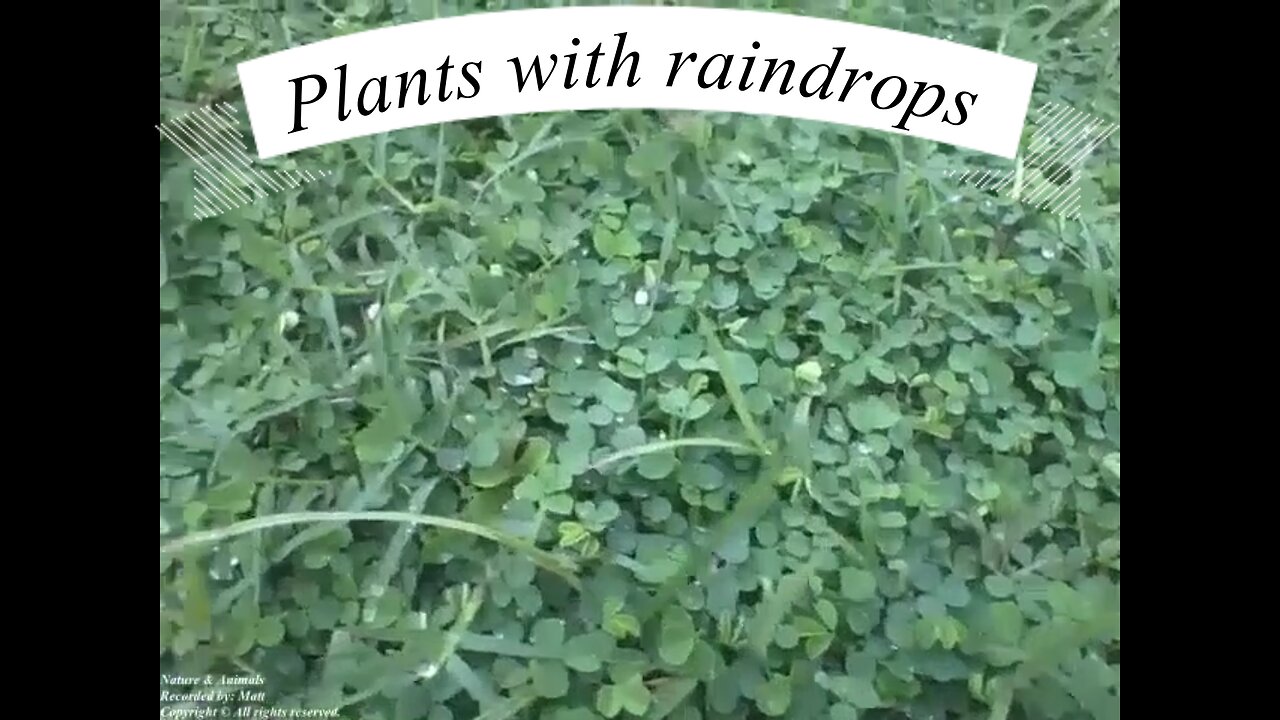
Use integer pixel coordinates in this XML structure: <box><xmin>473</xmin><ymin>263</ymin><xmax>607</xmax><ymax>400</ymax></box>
<box><xmin>564</xmin><ymin>631</ymin><xmax>615</xmax><ymax>672</ymax></box>
<box><xmin>615</xmin><ymin>674</ymin><xmax>653</xmax><ymax>716</ymax></box>
<box><xmin>659</xmin><ymin>606</ymin><xmax>696</xmax><ymax>665</ymax></box>
<box><xmin>804</xmin><ymin>631</ymin><xmax>833</xmax><ymax>659</ymax></box>
<box><xmin>530</xmin><ymin>660</ymin><xmax>570</xmax><ymax>698</ymax></box>
<box><xmin>256</xmin><ymin>615</ymin><xmax>285</xmax><ymax>647</ymax></box>
<box><xmin>987</xmin><ymin>601</ymin><xmax>1025</xmax><ymax>645</ymax></box>
<box><xmin>240</xmin><ymin>230</ymin><xmax>288</xmax><ymax>278</ymax></box>
<box><xmin>559</xmin><ymin>417</ymin><xmax>595</xmax><ymax>475</ymax></box>
<box><xmin>878</xmin><ymin>511</ymin><xmax>908</xmax><ymax>529</ymax></box>
<box><xmin>354</xmin><ymin>408</ymin><xmax>407</xmax><ymax>465</ymax></box>
<box><xmin>795</xmin><ymin>360</ymin><xmax>823</xmax><ymax>383</ymax></box>
<box><xmin>467</xmin><ymin>432</ymin><xmax>502</xmax><ymax>468</ymax></box>
<box><xmin>1102</xmin><ymin>452</ymin><xmax>1120</xmax><ymax>479</ymax></box>
<box><xmin>748</xmin><ymin>572</ymin><xmax>808</xmax><ymax>656</ymax></box>
<box><xmin>647</xmin><ymin>677</ymin><xmax>698</xmax><ymax>720</ymax></box>
<box><xmin>984</xmin><ymin>575</ymin><xmax>1016</xmax><ymax>598</ymax></box>
<box><xmin>816</xmin><ymin>599</ymin><xmax>839</xmax><ymax>629</ymax></box>
<box><xmin>830</xmin><ymin>703</ymin><xmax>859</xmax><ymax>720</ymax></box>
<box><xmin>594</xmin><ymin>227</ymin><xmax>642</xmax><ymax>259</ymax></box>
<box><xmin>722</xmin><ymin>351</ymin><xmax>760</xmax><ymax>387</ymax></box>
<box><xmin>512</xmin><ymin>438</ymin><xmax>553</xmax><ymax>477</ymax></box>
<box><xmin>531</xmin><ymin>619</ymin><xmax>566</xmax><ymax>652</ymax></box>
<box><xmin>597</xmin><ymin>377</ymin><xmax>637</xmax><ymax>414</ymax></box>
<box><xmin>840</xmin><ymin>568</ymin><xmax>877</xmax><ymax>602</ymax></box>
<box><xmin>835</xmin><ymin>675</ymin><xmax>882</xmax><ymax>709</ymax></box>
<box><xmin>638</xmin><ymin>452</ymin><xmax>678</xmax><ymax>480</ymax></box>
<box><xmin>792</xmin><ymin>616</ymin><xmax>826</xmax><ymax>637</ymax></box>
<box><xmin>847</xmin><ymin>397</ymin><xmax>902</xmax><ymax>433</ymax></box>
<box><xmin>1050</xmin><ymin>350</ymin><xmax>1101</xmax><ymax>389</ymax></box>
<box><xmin>605</xmin><ymin>611</ymin><xmax>641</xmax><ymax>640</ymax></box>
<box><xmin>597</xmin><ymin>686</ymin><xmax>623</xmax><ymax>719</ymax></box>
<box><xmin>755</xmin><ymin>673</ymin><xmax>792</xmax><ymax>716</ymax></box>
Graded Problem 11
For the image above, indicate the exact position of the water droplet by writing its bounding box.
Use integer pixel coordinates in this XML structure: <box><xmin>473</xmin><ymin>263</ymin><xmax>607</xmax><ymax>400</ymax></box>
<box><xmin>1041</xmin><ymin>246</ymin><xmax>1057</xmax><ymax>260</ymax></box>
<box><xmin>634</xmin><ymin>288</ymin><xmax>650</xmax><ymax>306</ymax></box>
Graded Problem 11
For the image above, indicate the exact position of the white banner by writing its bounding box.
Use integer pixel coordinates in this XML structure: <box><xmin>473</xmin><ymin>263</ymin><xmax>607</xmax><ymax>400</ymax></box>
<box><xmin>237</xmin><ymin>7</ymin><xmax>1037</xmax><ymax>160</ymax></box>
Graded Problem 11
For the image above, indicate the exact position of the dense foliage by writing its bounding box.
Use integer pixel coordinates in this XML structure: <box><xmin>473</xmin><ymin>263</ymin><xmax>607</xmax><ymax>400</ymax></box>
<box><xmin>160</xmin><ymin>2</ymin><xmax>1120</xmax><ymax>720</ymax></box>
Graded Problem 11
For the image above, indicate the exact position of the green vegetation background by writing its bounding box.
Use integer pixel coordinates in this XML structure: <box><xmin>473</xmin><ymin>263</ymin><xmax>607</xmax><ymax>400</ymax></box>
<box><xmin>159</xmin><ymin>2</ymin><xmax>1120</xmax><ymax>720</ymax></box>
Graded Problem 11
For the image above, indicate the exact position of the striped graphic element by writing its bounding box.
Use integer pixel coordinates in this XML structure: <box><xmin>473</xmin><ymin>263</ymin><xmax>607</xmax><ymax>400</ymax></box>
<box><xmin>157</xmin><ymin>103</ymin><xmax>329</xmax><ymax>220</ymax></box>
<box><xmin>945</xmin><ymin>102</ymin><xmax>1118</xmax><ymax>220</ymax></box>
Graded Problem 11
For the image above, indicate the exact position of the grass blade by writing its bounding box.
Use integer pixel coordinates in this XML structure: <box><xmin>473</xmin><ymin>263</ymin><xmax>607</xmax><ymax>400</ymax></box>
<box><xmin>287</xmin><ymin>245</ymin><xmax>347</xmax><ymax>369</ymax></box>
<box><xmin>362</xmin><ymin>477</ymin><xmax>441</xmax><ymax>598</ymax></box>
<box><xmin>335</xmin><ymin>583</ymin><xmax>483</xmax><ymax>709</ymax></box>
<box><xmin>457</xmin><ymin>633</ymin><xmax>561</xmax><ymax>659</ymax></box>
<box><xmin>269</xmin><ymin>447</ymin><xmax>412</xmax><ymax>564</ymax></box>
<box><xmin>161</xmin><ymin>510</ymin><xmax>581</xmax><ymax>589</ymax></box>
<box><xmin>747</xmin><ymin>568</ymin><xmax>811</xmax><ymax>658</ymax></box>
<box><xmin>588</xmin><ymin>437</ymin><xmax>759</xmax><ymax>472</ymax></box>
<box><xmin>783</xmin><ymin>397</ymin><xmax>814</xmax><ymax>478</ymax></box>
<box><xmin>697</xmin><ymin>312</ymin><xmax>770</xmax><ymax>454</ymax></box>
<box><xmin>293</xmin><ymin>204</ymin><xmax>389</xmax><ymax>245</ymax></box>
<box><xmin>446</xmin><ymin>655</ymin><xmax>500</xmax><ymax>708</ymax></box>
<box><xmin>638</xmin><ymin>462</ymin><xmax>779</xmax><ymax>623</ymax></box>
<box><xmin>434</xmin><ymin>318</ymin><xmax>519</xmax><ymax>351</ymax></box>
<box><xmin>492</xmin><ymin>324</ymin><xmax>592</xmax><ymax>352</ymax></box>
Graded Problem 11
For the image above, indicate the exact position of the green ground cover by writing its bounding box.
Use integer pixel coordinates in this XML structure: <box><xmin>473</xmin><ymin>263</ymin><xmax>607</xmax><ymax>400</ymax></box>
<box><xmin>160</xmin><ymin>3</ymin><xmax>1120</xmax><ymax>719</ymax></box>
